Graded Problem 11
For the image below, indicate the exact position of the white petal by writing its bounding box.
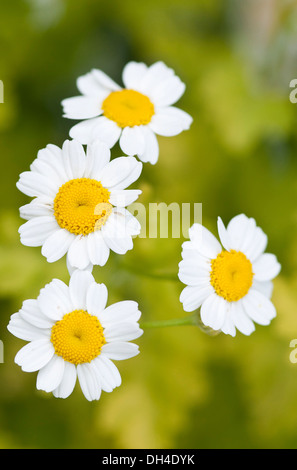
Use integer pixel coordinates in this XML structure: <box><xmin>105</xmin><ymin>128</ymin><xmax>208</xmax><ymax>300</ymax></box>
<box><xmin>69</xmin><ymin>269</ymin><xmax>95</xmax><ymax>309</ymax></box>
<box><xmin>230</xmin><ymin>300</ymin><xmax>255</xmax><ymax>336</ymax></box>
<box><xmin>136</xmin><ymin>126</ymin><xmax>159</xmax><ymax>164</ymax></box>
<box><xmin>149</xmin><ymin>106</ymin><xmax>192</xmax><ymax>136</ymax></box>
<box><xmin>88</xmin><ymin>360</ymin><xmax>112</xmax><ymax>393</ymax></box>
<box><xmin>101</xmin><ymin>211</ymin><xmax>134</xmax><ymax>255</ymax></box>
<box><xmin>66</xmin><ymin>256</ymin><xmax>93</xmax><ymax>276</ymax></box>
<box><xmin>181</xmin><ymin>242</ymin><xmax>211</xmax><ymax>265</ymax></box>
<box><xmin>8</xmin><ymin>313</ymin><xmax>50</xmax><ymax>342</ymax></box>
<box><xmin>252</xmin><ymin>280</ymin><xmax>273</xmax><ymax>299</ymax></box>
<box><xmin>91</xmin><ymin>68</ymin><xmax>121</xmax><ymax>92</ymax></box>
<box><xmin>97</xmin><ymin>355</ymin><xmax>121</xmax><ymax>387</ymax></box>
<box><xmin>30</xmin><ymin>157</ymin><xmax>65</xmax><ymax>188</ymax></box>
<box><xmin>122</xmin><ymin>61</ymin><xmax>148</xmax><ymax>90</ymax></box>
<box><xmin>102</xmin><ymin>232</ymin><xmax>133</xmax><ymax>255</ymax></box>
<box><xmin>77</xmin><ymin>72</ymin><xmax>111</xmax><ymax>99</ymax></box>
<box><xmin>99</xmin><ymin>156</ymin><xmax>142</xmax><ymax>190</ymax></box>
<box><xmin>84</xmin><ymin>141</ymin><xmax>111</xmax><ymax>179</ymax></box>
<box><xmin>17</xmin><ymin>171</ymin><xmax>59</xmax><ymax>198</ymax></box>
<box><xmin>86</xmin><ymin>230</ymin><xmax>110</xmax><ymax>267</ymax></box>
<box><xmin>101</xmin><ymin>342</ymin><xmax>139</xmax><ymax>360</ymax></box>
<box><xmin>19</xmin><ymin>217</ymin><xmax>59</xmax><ymax>247</ymax></box>
<box><xmin>227</xmin><ymin>215</ymin><xmax>268</xmax><ymax>261</ymax></box>
<box><xmin>181</xmin><ymin>241</ymin><xmax>213</xmax><ymax>262</ymax></box>
<box><xmin>35</xmin><ymin>144</ymin><xmax>65</xmax><ymax>174</ymax></box>
<box><xmin>86</xmin><ymin>282</ymin><xmax>108</xmax><ymax>316</ymax></box>
<box><xmin>19</xmin><ymin>299</ymin><xmax>53</xmax><ymax>329</ymax></box>
<box><xmin>119</xmin><ymin>208</ymin><xmax>141</xmax><ymax>236</ymax></box>
<box><xmin>242</xmin><ymin>289</ymin><xmax>276</xmax><ymax>326</ymax></box>
<box><xmin>92</xmin><ymin>356</ymin><xmax>121</xmax><ymax>392</ymax></box>
<box><xmin>243</xmin><ymin>226</ymin><xmax>268</xmax><ymax>262</ymax></box>
<box><xmin>104</xmin><ymin>323</ymin><xmax>143</xmax><ymax>342</ymax></box>
<box><xmin>98</xmin><ymin>301</ymin><xmax>141</xmax><ymax>326</ymax></box>
<box><xmin>41</xmin><ymin>229</ymin><xmax>75</xmax><ymax>263</ymax></box>
<box><xmin>188</xmin><ymin>223</ymin><xmax>222</xmax><ymax>259</ymax></box>
<box><xmin>67</xmin><ymin>236</ymin><xmax>91</xmax><ymax>270</ymax></box>
<box><xmin>217</xmin><ymin>217</ymin><xmax>232</xmax><ymax>251</ymax></box>
<box><xmin>61</xmin><ymin>140</ymin><xmax>86</xmax><ymax>180</ymax></box>
<box><xmin>36</xmin><ymin>355</ymin><xmax>65</xmax><ymax>393</ymax></box>
<box><xmin>109</xmin><ymin>189</ymin><xmax>142</xmax><ymax>207</ymax></box>
<box><xmin>220</xmin><ymin>311</ymin><xmax>236</xmax><ymax>337</ymax></box>
<box><xmin>90</xmin><ymin>116</ymin><xmax>122</xmax><ymax>148</ymax></box>
<box><xmin>38</xmin><ymin>279</ymin><xmax>73</xmax><ymax>322</ymax></box>
<box><xmin>178</xmin><ymin>257</ymin><xmax>210</xmax><ymax>286</ymax></box>
<box><xmin>69</xmin><ymin>117</ymin><xmax>103</xmax><ymax>145</ymax></box>
<box><xmin>253</xmin><ymin>253</ymin><xmax>281</xmax><ymax>281</ymax></box>
<box><xmin>61</xmin><ymin>96</ymin><xmax>102</xmax><ymax>119</ymax></box>
<box><xmin>53</xmin><ymin>362</ymin><xmax>77</xmax><ymax>399</ymax></box>
<box><xmin>179</xmin><ymin>285</ymin><xmax>213</xmax><ymax>312</ymax></box>
<box><xmin>200</xmin><ymin>293</ymin><xmax>227</xmax><ymax>331</ymax></box>
<box><xmin>77</xmin><ymin>363</ymin><xmax>101</xmax><ymax>401</ymax></box>
<box><xmin>150</xmin><ymin>75</ymin><xmax>185</xmax><ymax>107</ymax></box>
<box><xmin>15</xmin><ymin>338</ymin><xmax>54</xmax><ymax>372</ymax></box>
<box><xmin>119</xmin><ymin>126</ymin><xmax>146</xmax><ymax>156</ymax></box>
<box><xmin>19</xmin><ymin>199</ymin><xmax>53</xmax><ymax>220</ymax></box>
<box><xmin>137</xmin><ymin>61</ymin><xmax>175</xmax><ymax>95</ymax></box>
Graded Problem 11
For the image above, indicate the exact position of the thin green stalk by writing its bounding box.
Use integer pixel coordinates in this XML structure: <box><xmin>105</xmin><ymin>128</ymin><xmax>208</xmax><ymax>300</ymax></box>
<box><xmin>140</xmin><ymin>314</ymin><xmax>197</xmax><ymax>329</ymax></box>
<box><xmin>140</xmin><ymin>313</ymin><xmax>221</xmax><ymax>336</ymax></box>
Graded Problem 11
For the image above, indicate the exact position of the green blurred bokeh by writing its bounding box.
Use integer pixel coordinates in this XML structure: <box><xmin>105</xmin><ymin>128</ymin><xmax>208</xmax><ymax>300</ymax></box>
<box><xmin>0</xmin><ymin>0</ymin><xmax>297</xmax><ymax>449</ymax></box>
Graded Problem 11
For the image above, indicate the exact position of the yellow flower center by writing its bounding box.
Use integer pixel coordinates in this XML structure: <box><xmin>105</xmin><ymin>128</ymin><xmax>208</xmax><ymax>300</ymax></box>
<box><xmin>53</xmin><ymin>178</ymin><xmax>112</xmax><ymax>235</ymax></box>
<box><xmin>210</xmin><ymin>250</ymin><xmax>254</xmax><ymax>302</ymax></box>
<box><xmin>51</xmin><ymin>310</ymin><xmax>106</xmax><ymax>365</ymax></box>
<box><xmin>102</xmin><ymin>89</ymin><xmax>155</xmax><ymax>128</ymax></box>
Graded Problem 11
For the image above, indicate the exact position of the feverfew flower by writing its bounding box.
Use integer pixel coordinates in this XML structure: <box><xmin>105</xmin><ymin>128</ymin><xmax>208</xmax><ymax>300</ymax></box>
<box><xmin>178</xmin><ymin>214</ymin><xmax>281</xmax><ymax>336</ymax></box>
<box><xmin>61</xmin><ymin>61</ymin><xmax>193</xmax><ymax>165</ymax></box>
<box><xmin>7</xmin><ymin>270</ymin><xmax>143</xmax><ymax>401</ymax></box>
<box><xmin>17</xmin><ymin>140</ymin><xmax>142</xmax><ymax>272</ymax></box>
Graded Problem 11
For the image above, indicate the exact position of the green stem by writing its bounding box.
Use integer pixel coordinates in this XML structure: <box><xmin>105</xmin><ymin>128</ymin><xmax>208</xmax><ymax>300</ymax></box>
<box><xmin>140</xmin><ymin>313</ymin><xmax>221</xmax><ymax>336</ymax></box>
<box><xmin>140</xmin><ymin>314</ymin><xmax>197</xmax><ymax>329</ymax></box>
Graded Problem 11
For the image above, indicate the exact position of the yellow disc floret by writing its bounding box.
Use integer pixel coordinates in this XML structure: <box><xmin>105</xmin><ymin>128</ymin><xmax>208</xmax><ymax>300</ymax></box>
<box><xmin>51</xmin><ymin>310</ymin><xmax>106</xmax><ymax>365</ymax></box>
<box><xmin>210</xmin><ymin>250</ymin><xmax>254</xmax><ymax>302</ymax></box>
<box><xmin>102</xmin><ymin>89</ymin><xmax>155</xmax><ymax>128</ymax></box>
<box><xmin>54</xmin><ymin>178</ymin><xmax>111</xmax><ymax>235</ymax></box>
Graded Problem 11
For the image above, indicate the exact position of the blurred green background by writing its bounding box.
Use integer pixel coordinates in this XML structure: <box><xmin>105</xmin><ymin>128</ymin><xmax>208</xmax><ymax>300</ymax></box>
<box><xmin>0</xmin><ymin>0</ymin><xmax>297</xmax><ymax>449</ymax></box>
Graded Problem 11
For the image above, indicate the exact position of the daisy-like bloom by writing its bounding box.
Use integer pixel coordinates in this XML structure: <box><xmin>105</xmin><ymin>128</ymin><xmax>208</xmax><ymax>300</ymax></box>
<box><xmin>7</xmin><ymin>270</ymin><xmax>143</xmax><ymax>401</ymax></box>
<box><xmin>61</xmin><ymin>61</ymin><xmax>193</xmax><ymax>165</ymax></box>
<box><xmin>17</xmin><ymin>139</ymin><xmax>142</xmax><ymax>272</ymax></box>
<box><xmin>178</xmin><ymin>214</ymin><xmax>281</xmax><ymax>337</ymax></box>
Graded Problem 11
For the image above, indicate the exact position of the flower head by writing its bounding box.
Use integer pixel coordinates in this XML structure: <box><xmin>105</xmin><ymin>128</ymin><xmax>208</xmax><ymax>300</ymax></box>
<box><xmin>178</xmin><ymin>214</ymin><xmax>281</xmax><ymax>336</ymax></box>
<box><xmin>61</xmin><ymin>61</ymin><xmax>193</xmax><ymax>164</ymax></box>
<box><xmin>17</xmin><ymin>139</ymin><xmax>142</xmax><ymax>271</ymax></box>
<box><xmin>7</xmin><ymin>270</ymin><xmax>143</xmax><ymax>401</ymax></box>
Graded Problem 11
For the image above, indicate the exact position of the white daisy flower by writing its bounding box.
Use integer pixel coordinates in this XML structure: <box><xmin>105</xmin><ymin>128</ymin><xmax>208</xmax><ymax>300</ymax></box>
<box><xmin>178</xmin><ymin>214</ymin><xmax>281</xmax><ymax>337</ymax></box>
<box><xmin>7</xmin><ymin>270</ymin><xmax>143</xmax><ymax>401</ymax></box>
<box><xmin>61</xmin><ymin>60</ymin><xmax>193</xmax><ymax>165</ymax></box>
<box><xmin>17</xmin><ymin>139</ymin><xmax>142</xmax><ymax>271</ymax></box>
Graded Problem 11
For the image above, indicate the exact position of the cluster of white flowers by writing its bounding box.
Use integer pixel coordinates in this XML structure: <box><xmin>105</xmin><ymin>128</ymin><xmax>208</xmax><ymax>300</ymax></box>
<box><xmin>7</xmin><ymin>60</ymin><xmax>281</xmax><ymax>402</ymax></box>
<box><xmin>8</xmin><ymin>61</ymin><xmax>193</xmax><ymax>401</ymax></box>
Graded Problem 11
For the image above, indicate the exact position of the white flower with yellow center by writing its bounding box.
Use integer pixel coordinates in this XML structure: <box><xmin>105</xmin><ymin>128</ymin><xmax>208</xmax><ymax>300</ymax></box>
<box><xmin>7</xmin><ymin>270</ymin><xmax>143</xmax><ymax>401</ymax></box>
<box><xmin>17</xmin><ymin>139</ymin><xmax>142</xmax><ymax>271</ymax></box>
<box><xmin>178</xmin><ymin>214</ymin><xmax>281</xmax><ymax>336</ymax></box>
<box><xmin>61</xmin><ymin>61</ymin><xmax>193</xmax><ymax>164</ymax></box>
